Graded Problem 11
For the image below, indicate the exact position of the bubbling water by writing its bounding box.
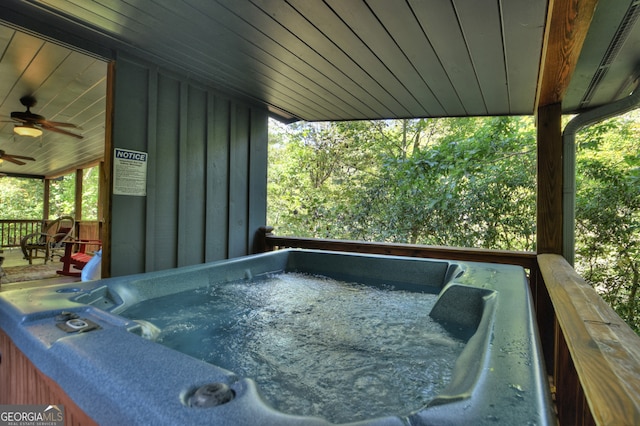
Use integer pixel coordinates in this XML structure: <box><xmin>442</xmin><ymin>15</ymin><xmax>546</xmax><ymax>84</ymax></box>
<box><xmin>122</xmin><ymin>273</ymin><xmax>466</xmax><ymax>423</ymax></box>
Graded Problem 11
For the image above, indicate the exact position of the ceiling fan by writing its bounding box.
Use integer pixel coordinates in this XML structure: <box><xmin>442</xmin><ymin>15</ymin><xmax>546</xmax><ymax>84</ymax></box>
<box><xmin>7</xmin><ymin>95</ymin><xmax>83</xmax><ymax>139</ymax></box>
<box><xmin>0</xmin><ymin>149</ymin><xmax>35</xmax><ymax>165</ymax></box>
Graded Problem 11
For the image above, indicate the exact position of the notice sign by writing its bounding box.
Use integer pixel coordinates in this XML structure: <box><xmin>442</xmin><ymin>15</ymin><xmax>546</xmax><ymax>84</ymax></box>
<box><xmin>113</xmin><ymin>148</ymin><xmax>148</xmax><ymax>196</ymax></box>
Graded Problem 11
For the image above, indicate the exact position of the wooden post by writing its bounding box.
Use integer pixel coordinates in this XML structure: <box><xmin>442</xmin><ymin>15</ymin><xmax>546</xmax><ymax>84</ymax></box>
<box><xmin>43</xmin><ymin>178</ymin><xmax>50</xmax><ymax>220</ymax></box>
<box><xmin>100</xmin><ymin>61</ymin><xmax>116</xmax><ymax>278</ymax></box>
<box><xmin>536</xmin><ymin>103</ymin><xmax>563</xmax><ymax>254</ymax></box>
<box><xmin>75</xmin><ymin>168</ymin><xmax>83</xmax><ymax>222</ymax></box>
<box><xmin>97</xmin><ymin>161</ymin><xmax>105</xmax><ymax>221</ymax></box>
<box><xmin>254</xmin><ymin>226</ymin><xmax>274</xmax><ymax>253</ymax></box>
<box><xmin>534</xmin><ymin>0</ymin><xmax>598</xmax><ymax>255</ymax></box>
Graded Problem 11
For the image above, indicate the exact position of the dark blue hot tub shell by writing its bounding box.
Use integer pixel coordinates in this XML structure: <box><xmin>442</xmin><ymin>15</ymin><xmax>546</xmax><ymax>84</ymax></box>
<box><xmin>0</xmin><ymin>249</ymin><xmax>554</xmax><ymax>425</ymax></box>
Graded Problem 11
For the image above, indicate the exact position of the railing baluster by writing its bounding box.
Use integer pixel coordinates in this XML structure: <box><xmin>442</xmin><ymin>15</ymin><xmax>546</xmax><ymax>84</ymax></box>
<box><xmin>0</xmin><ymin>220</ymin><xmax>42</xmax><ymax>248</ymax></box>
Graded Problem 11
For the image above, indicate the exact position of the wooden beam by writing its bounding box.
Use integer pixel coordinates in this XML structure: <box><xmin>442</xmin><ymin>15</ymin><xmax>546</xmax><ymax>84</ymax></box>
<box><xmin>75</xmin><ymin>169</ymin><xmax>83</xmax><ymax>221</ymax></box>
<box><xmin>535</xmin><ymin>0</ymin><xmax>599</xmax><ymax>110</ymax></box>
<box><xmin>101</xmin><ymin>61</ymin><xmax>115</xmax><ymax>278</ymax></box>
<box><xmin>45</xmin><ymin>158</ymin><xmax>104</xmax><ymax>180</ymax></box>
<box><xmin>97</xmin><ymin>161</ymin><xmax>105</xmax><ymax>222</ymax></box>
<box><xmin>537</xmin><ymin>103</ymin><xmax>563</xmax><ymax>254</ymax></box>
<box><xmin>43</xmin><ymin>179</ymin><xmax>50</xmax><ymax>220</ymax></box>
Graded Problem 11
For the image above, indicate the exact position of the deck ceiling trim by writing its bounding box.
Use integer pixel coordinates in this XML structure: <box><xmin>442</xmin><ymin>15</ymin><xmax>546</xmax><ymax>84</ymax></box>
<box><xmin>535</xmin><ymin>0</ymin><xmax>600</xmax><ymax>111</ymax></box>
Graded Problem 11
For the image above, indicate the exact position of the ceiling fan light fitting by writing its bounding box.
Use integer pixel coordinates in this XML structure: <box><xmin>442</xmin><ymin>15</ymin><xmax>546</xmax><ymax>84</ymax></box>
<box><xmin>14</xmin><ymin>124</ymin><xmax>43</xmax><ymax>137</ymax></box>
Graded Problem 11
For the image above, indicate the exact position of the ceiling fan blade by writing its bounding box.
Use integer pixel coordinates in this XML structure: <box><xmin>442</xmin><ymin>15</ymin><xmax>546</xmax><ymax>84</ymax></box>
<box><xmin>11</xmin><ymin>111</ymin><xmax>44</xmax><ymax>122</ymax></box>
<box><xmin>2</xmin><ymin>156</ymin><xmax>26</xmax><ymax>165</ymax></box>
<box><xmin>9</xmin><ymin>97</ymin><xmax>82</xmax><ymax>138</ymax></box>
<box><xmin>40</xmin><ymin>125</ymin><xmax>83</xmax><ymax>139</ymax></box>
<box><xmin>6</xmin><ymin>154</ymin><xmax>35</xmax><ymax>161</ymax></box>
<box><xmin>41</xmin><ymin>120</ymin><xmax>80</xmax><ymax>128</ymax></box>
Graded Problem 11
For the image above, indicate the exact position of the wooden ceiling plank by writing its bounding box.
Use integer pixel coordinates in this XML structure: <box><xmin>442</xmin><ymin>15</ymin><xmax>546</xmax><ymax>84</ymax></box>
<box><xmin>35</xmin><ymin>52</ymin><xmax>103</xmax><ymax>100</ymax></box>
<box><xmin>535</xmin><ymin>0</ymin><xmax>599</xmax><ymax>110</ymax></box>
<box><xmin>56</xmin><ymin>0</ymin><xmax>286</xmax><ymax>118</ymax></box>
<box><xmin>47</xmin><ymin>0</ymin><xmax>140</xmax><ymax>39</ymax></box>
<box><xmin>324</xmin><ymin>0</ymin><xmax>435</xmax><ymax>117</ymax></box>
<box><xmin>0</xmin><ymin>25</ymin><xmax>15</xmax><ymax>47</ymax></box>
<box><xmin>501</xmin><ymin>0</ymin><xmax>548</xmax><ymax>113</ymax></box>
<box><xmin>279</xmin><ymin>0</ymin><xmax>410</xmax><ymax>118</ymax></box>
<box><xmin>133</xmin><ymin>0</ymin><xmax>372</xmax><ymax>120</ymax></box>
<box><xmin>214</xmin><ymin>0</ymin><xmax>392</xmax><ymax>119</ymax></box>
<box><xmin>0</xmin><ymin>27</ymin><xmax>106</xmax><ymax>176</ymax></box>
<box><xmin>113</xmin><ymin>0</ymin><xmax>365</xmax><ymax>120</ymax></box>
<box><xmin>0</xmin><ymin>25</ymin><xmax>17</xmax><ymax>88</ymax></box>
<box><xmin>454</xmin><ymin>0</ymin><xmax>510</xmax><ymax>114</ymax></box>
<box><xmin>62</xmin><ymin>61</ymin><xmax>108</xmax><ymax>116</ymax></box>
<box><xmin>409</xmin><ymin>0</ymin><xmax>487</xmax><ymax>116</ymax></box>
<box><xmin>0</xmin><ymin>31</ymin><xmax>46</xmax><ymax>109</ymax></box>
<box><xmin>367</xmin><ymin>0</ymin><xmax>466</xmax><ymax>117</ymax></box>
<box><xmin>65</xmin><ymin>88</ymin><xmax>107</xmax><ymax>127</ymax></box>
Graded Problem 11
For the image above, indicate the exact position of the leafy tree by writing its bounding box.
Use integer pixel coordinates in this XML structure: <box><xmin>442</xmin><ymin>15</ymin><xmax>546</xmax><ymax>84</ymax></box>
<box><xmin>49</xmin><ymin>174</ymin><xmax>75</xmax><ymax>218</ymax></box>
<box><xmin>81</xmin><ymin>166</ymin><xmax>100</xmax><ymax>219</ymax></box>
<box><xmin>268</xmin><ymin>120</ymin><xmax>379</xmax><ymax>238</ymax></box>
<box><xmin>268</xmin><ymin>113</ymin><xmax>639</xmax><ymax>334</ymax></box>
<box><xmin>0</xmin><ymin>166</ymin><xmax>100</xmax><ymax>221</ymax></box>
<box><xmin>269</xmin><ymin>116</ymin><xmax>537</xmax><ymax>250</ymax></box>
<box><xmin>0</xmin><ymin>177</ymin><xmax>43</xmax><ymax>219</ymax></box>
<box><xmin>574</xmin><ymin>111</ymin><xmax>640</xmax><ymax>333</ymax></box>
<box><xmin>354</xmin><ymin>117</ymin><xmax>537</xmax><ymax>249</ymax></box>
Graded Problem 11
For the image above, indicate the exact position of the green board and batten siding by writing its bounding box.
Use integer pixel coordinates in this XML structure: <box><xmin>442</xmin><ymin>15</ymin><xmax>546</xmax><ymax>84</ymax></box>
<box><xmin>110</xmin><ymin>55</ymin><xmax>268</xmax><ymax>277</ymax></box>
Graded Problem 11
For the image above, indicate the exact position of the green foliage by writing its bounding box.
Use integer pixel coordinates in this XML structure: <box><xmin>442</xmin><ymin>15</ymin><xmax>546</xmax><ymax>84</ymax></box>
<box><xmin>574</xmin><ymin>111</ymin><xmax>640</xmax><ymax>333</ymax></box>
<box><xmin>268</xmin><ymin>116</ymin><xmax>537</xmax><ymax>250</ymax></box>
<box><xmin>49</xmin><ymin>175</ymin><xmax>75</xmax><ymax>218</ymax></box>
<box><xmin>82</xmin><ymin>167</ymin><xmax>100</xmax><ymax>220</ymax></box>
<box><xmin>0</xmin><ymin>165</ymin><xmax>100</xmax><ymax>220</ymax></box>
<box><xmin>0</xmin><ymin>177</ymin><xmax>43</xmax><ymax>219</ymax></box>
<box><xmin>268</xmin><ymin>112</ymin><xmax>640</xmax><ymax>334</ymax></box>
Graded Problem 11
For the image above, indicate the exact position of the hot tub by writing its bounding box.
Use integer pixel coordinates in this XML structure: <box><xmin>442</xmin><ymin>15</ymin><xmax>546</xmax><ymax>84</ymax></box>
<box><xmin>0</xmin><ymin>249</ymin><xmax>554</xmax><ymax>425</ymax></box>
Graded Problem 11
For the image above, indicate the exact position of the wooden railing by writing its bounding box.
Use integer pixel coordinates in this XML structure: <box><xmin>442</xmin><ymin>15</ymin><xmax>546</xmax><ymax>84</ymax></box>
<box><xmin>255</xmin><ymin>227</ymin><xmax>640</xmax><ymax>426</ymax></box>
<box><xmin>0</xmin><ymin>219</ymin><xmax>40</xmax><ymax>248</ymax></box>
<box><xmin>256</xmin><ymin>227</ymin><xmax>538</xmax><ymax>269</ymax></box>
<box><xmin>538</xmin><ymin>254</ymin><xmax>640</xmax><ymax>425</ymax></box>
<box><xmin>0</xmin><ymin>219</ymin><xmax>102</xmax><ymax>250</ymax></box>
<box><xmin>76</xmin><ymin>221</ymin><xmax>102</xmax><ymax>253</ymax></box>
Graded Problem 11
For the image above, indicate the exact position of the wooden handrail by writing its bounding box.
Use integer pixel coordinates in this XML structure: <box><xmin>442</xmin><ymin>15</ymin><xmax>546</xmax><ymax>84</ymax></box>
<box><xmin>0</xmin><ymin>219</ymin><xmax>102</xmax><ymax>250</ymax></box>
<box><xmin>538</xmin><ymin>254</ymin><xmax>640</xmax><ymax>425</ymax></box>
<box><xmin>256</xmin><ymin>226</ymin><xmax>538</xmax><ymax>271</ymax></box>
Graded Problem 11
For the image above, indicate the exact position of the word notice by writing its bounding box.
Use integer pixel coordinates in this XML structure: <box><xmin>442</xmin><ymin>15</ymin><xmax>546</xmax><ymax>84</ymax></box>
<box><xmin>113</xmin><ymin>148</ymin><xmax>148</xmax><ymax>196</ymax></box>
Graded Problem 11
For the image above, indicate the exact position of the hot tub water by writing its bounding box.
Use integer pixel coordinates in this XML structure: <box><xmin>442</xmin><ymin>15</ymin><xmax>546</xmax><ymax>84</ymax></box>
<box><xmin>122</xmin><ymin>272</ymin><xmax>466</xmax><ymax>423</ymax></box>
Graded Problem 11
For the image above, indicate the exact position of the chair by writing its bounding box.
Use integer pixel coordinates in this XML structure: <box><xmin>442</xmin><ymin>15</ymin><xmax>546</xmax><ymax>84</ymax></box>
<box><xmin>57</xmin><ymin>239</ymin><xmax>102</xmax><ymax>278</ymax></box>
<box><xmin>20</xmin><ymin>216</ymin><xmax>75</xmax><ymax>264</ymax></box>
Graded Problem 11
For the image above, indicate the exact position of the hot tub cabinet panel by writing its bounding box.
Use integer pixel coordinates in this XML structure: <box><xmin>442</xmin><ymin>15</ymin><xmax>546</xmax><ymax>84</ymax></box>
<box><xmin>0</xmin><ymin>249</ymin><xmax>554</xmax><ymax>425</ymax></box>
